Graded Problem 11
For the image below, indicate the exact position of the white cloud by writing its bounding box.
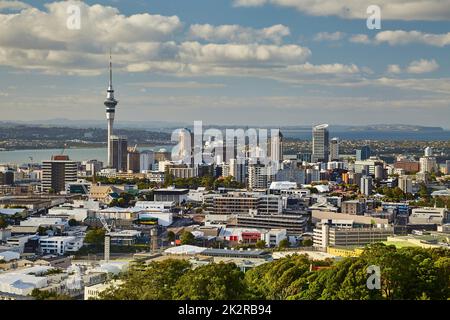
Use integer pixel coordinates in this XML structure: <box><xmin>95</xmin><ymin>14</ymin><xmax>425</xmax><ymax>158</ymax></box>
<box><xmin>285</xmin><ymin>62</ymin><xmax>359</xmax><ymax>75</ymax></box>
<box><xmin>233</xmin><ymin>0</ymin><xmax>450</xmax><ymax>21</ymax></box>
<box><xmin>0</xmin><ymin>1</ymin><xmax>369</xmax><ymax>85</ymax></box>
<box><xmin>406</xmin><ymin>59</ymin><xmax>439</xmax><ymax>74</ymax></box>
<box><xmin>374</xmin><ymin>77</ymin><xmax>450</xmax><ymax>94</ymax></box>
<box><xmin>233</xmin><ymin>0</ymin><xmax>268</xmax><ymax>7</ymax></box>
<box><xmin>0</xmin><ymin>0</ymin><xmax>30</xmax><ymax>11</ymax></box>
<box><xmin>314</xmin><ymin>32</ymin><xmax>345</xmax><ymax>42</ymax></box>
<box><xmin>386</xmin><ymin>64</ymin><xmax>401</xmax><ymax>74</ymax></box>
<box><xmin>374</xmin><ymin>30</ymin><xmax>450</xmax><ymax>47</ymax></box>
<box><xmin>188</xmin><ymin>24</ymin><xmax>290</xmax><ymax>44</ymax></box>
<box><xmin>349</xmin><ymin>34</ymin><xmax>371</xmax><ymax>44</ymax></box>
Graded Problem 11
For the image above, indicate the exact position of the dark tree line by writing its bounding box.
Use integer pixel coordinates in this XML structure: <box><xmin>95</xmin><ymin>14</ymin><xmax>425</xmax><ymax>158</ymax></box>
<box><xmin>97</xmin><ymin>244</ymin><xmax>450</xmax><ymax>300</ymax></box>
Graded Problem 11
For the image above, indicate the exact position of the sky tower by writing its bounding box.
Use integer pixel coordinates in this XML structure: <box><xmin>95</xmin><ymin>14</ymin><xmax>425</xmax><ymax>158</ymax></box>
<box><xmin>104</xmin><ymin>52</ymin><xmax>118</xmax><ymax>168</ymax></box>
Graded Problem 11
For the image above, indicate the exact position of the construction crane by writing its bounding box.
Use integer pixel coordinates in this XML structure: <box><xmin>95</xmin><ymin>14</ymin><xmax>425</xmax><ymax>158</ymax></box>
<box><xmin>98</xmin><ymin>215</ymin><xmax>115</xmax><ymax>262</ymax></box>
<box><xmin>60</xmin><ymin>143</ymin><xmax>67</xmax><ymax>155</ymax></box>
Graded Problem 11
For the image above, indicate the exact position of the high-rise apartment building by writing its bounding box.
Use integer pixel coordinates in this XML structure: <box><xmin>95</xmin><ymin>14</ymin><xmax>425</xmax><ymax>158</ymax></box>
<box><xmin>312</xmin><ymin>124</ymin><xmax>329</xmax><ymax>163</ymax></box>
<box><xmin>356</xmin><ymin>146</ymin><xmax>371</xmax><ymax>161</ymax></box>
<box><xmin>223</xmin><ymin>158</ymin><xmax>246</xmax><ymax>184</ymax></box>
<box><xmin>268</xmin><ymin>130</ymin><xmax>283</xmax><ymax>166</ymax></box>
<box><xmin>0</xmin><ymin>169</ymin><xmax>14</xmax><ymax>186</ymax></box>
<box><xmin>360</xmin><ymin>175</ymin><xmax>373</xmax><ymax>196</ymax></box>
<box><xmin>398</xmin><ymin>175</ymin><xmax>413</xmax><ymax>194</ymax></box>
<box><xmin>140</xmin><ymin>150</ymin><xmax>155</xmax><ymax>172</ymax></box>
<box><xmin>127</xmin><ymin>148</ymin><xmax>141</xmax><ymax>173</ymax></box>
<box><xmin>329</xmin><ymin>137</ymin><xmax>339</xmax><ymax>161</ymax></box>
<box><xmin>110</xmin><ymin>135</ymin><xmax>128</xmax><ymax>172</ymax></box>
<box><xmin>420</xmin><ymin>157</ymin><xmax>437</xmax><ymax>173</ymax></box>
<box><xmin>41</xmin><ymin>155</ymin><xmax>77</xmax><ymax>193</ymax></box>
<box><xmin>248</xmin><ymin>163</ymin><xmax>272</xmax><ymax>190</ymax></box>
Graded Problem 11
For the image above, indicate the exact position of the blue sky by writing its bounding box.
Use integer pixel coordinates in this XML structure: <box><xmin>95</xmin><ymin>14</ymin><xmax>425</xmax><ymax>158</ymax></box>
<box><xmin>0</xmin><ymin>0</ymin><xmax>449</xmax><ymax>128</ymax></box>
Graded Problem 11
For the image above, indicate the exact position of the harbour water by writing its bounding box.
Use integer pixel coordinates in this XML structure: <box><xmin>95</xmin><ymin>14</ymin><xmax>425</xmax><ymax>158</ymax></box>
<box><xmin>0</xmin><ymin>146</ymin><xmax>172</xmax><ymax>165</ymax></box>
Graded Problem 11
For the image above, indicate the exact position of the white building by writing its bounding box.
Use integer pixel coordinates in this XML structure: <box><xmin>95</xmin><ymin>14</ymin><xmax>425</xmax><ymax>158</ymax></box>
<box><xmin>188</xmin><ymin>188</ymin><xmax>208</xmax><ymax>202</ymax></box>
<box><xmin>84</xmin><ymin>280</ymin><xmax>123</xmax><ymax>300</ymax></box>
<box><xmin>361</xmin><ymin>176</ymin><xmax>373</xmax><ymax>196</ymax></box>
<box><xmin>47</xmin><ymin>207</ymin><xmax>90</xmax><ymax>222</ymax></box>
<box><xmin>20</xmin><ymin>217</ymin><xmax>67</xmax><ymax>228</ymax></box>
<box><xmin>144</xmin><ymin>171</ymin><xmax>165</xmax><ymax>183</ymax></box>
<box><xmin>329</xmin><ymin>137</ymin><xmax>339</xmax><ymax>161</ymax></box>
<box><xmin>39</xmin><ymin>236</ymin><xmax>84</xmax><ymax>255</ymax></box>
<box><xmin>140</xmin><ymin>150</ymin><xmax>155</xmax><ymax>172</ymax></box>
<box><xmin>0</xmin><ymin>266</ymin><xmax>53</xmax><ymax>296</ymax></box>
<box><xmin>420</xmin><ymin>157</ymin><xmax>437</xmax><ymax>173</ymax></box>
<box><xmin>398</xmin><ymin>176</ymin><xmax>413</xmax><ymax>194</ymax></box>
<box><xmin>6</xmin><ymin>235</ymin><xmax>35</xmax><ymax>253</ymax></box>
<box><xmin>269</xmin><ymin>181</ymin><xmax>297</xmax><ymax>191</ymax></box>
<box><xmin>410</xmin><ymin>207</ymin><xmax>447</xmax><ymax>225</ymax></box>
<box><xmin>262</xmin><ymin>229</ymin><xmax>287</xmax><ymax>247</ymax></box>
<box><xmin>0</xmin><ymin>251</ymin><xmax>20</xmax><ymax>262</ymax></box>
<box><xmin>134</xmin><ymin>201</ymin><xmax>175</xmax><ymax>211</ymax></box>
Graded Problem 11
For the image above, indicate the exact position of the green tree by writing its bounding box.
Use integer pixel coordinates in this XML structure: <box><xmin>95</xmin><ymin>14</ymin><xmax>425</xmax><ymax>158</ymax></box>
<box><xmin>167</xmin><ymin>231</ymin><xmax>176</xmax><ymax>242</ymax></box>
<box><xmin>99</xmin><ymin>260</ymin><xmax>191</xmax><ymax>300</ymax></box>
<box><xmin>278</xmin><ymin>239</ymin><xmax>289</xmax><ymax>250</ymax></box>
<box><xmin>68</xmin><ymin>219</ymin><xmax>78</xmax><ymax>227</ymax></box>
<box><xmin>31</xmin><ymin>289</ymin><xmax>72</xmax><ymax>300</ymax></box>
<box><xmin>84</xmin><ymin>228</ymin><xmax>106</xmax><ymax>245</ymax></box>
<box><xmin>0</xmin><ymin>216</ymin><xmax>8</xmax><ymax>229</ymax></box>
<box><xmin>173</xmin><ymin>263</ymin><xmax>248</xmax><ymax>300</ymax></box>
<box><xmin>38</xmin><ymin>226</ymin><xmax>49</xmax><ymax>236</ymax></box>
<box><xmin>255</xmin><ymin>240</ymin><xmax>266</xmax><ymax>249</ymax></box>
<box><xmin>180</xmin><ymin>231</ymin><xmax>195</xmax><ymax>245</ymax></box>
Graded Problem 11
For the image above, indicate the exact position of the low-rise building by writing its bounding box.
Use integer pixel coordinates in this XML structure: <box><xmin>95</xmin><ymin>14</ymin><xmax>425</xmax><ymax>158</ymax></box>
<box><xmin>410</xmin><ymin>207</ymin><xmax>447</xmax><ymax>225</ymax></box>
<box><xmin>341</xmin><ymin>200</ymin><xmax>365</xmax><ymax>215</ymax></box>
<box><xmin>313</xmin><ymin>221</ymin><xmax>394</xmax><ymax>249</ymax></box>
<box><xmin>153</xmin><ymin>188</ymin><xmax>189</xmax><ymax>203</ymax></box>
<box><xmin>39</xmin><ymin>236</ymin><xmax>84</xmax><ymax>255</ymax></box>
<box><xmin>84</xmin><ymin>280</ymin><xmax>123</xmax><ymax>300</ymax></box>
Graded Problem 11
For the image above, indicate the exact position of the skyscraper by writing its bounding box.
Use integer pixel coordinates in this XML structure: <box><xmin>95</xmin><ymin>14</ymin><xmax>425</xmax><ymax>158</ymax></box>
<box><xmin>312</xmin><ymin>124</ymin><xmax>329</xmax><ymax>163</ymax></box>
<box><xmin>127</xmin><ymin>147</ymin><xmax>141</xmax><ymax>173</ymax></box>
<box><xmin>269</xmin><ymin>130</ymin><xmax>283</xmax><ymax>166</ymax></box>
<box><xmin>42</xmin><ymin>155</ymin><xmax>77</xmax><ymax>193</ymax></box>
<box><xmin>419</xmin><ymin>157</ymin><xmax>437</xmax><ymax>173</ymax></box>
<box><xmin>329</xmin><ymin>137</ymin><xmax>339</xmax><ymax>161</ymax></box>
<box><xmin>398</xmin><ymin>175</ymin><xmax>413</xmax><ymax>194</ymax></box>
<box><xmin>361</xmin><ymin>175</ymin><xmax>373</xmax><ymax>196</ymax></box>
<box><xmin>356</xmin><ymin>146</ymin><xmax>371</xmax><ymax>161</ymax></box>
<box><xmin>110</xmin><ymin>135</ymin><xmax>128</xmax><ymax>172</ymax></box>
<box><xmin>104</xmin><ymin>52</ymin><xmax>118</xmax><ymax>168</ymax></box>
<box><xmin>140</xmin><ymin>150</ymin><xmax>155</xmax><ymax>172</ymax></box>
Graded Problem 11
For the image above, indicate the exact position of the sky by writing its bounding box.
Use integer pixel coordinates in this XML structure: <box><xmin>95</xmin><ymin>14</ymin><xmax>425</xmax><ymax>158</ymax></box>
<box><xmin>0</xmin><ymin>0</ymin><xmax>450</xmax><ymax>128</ymax></box>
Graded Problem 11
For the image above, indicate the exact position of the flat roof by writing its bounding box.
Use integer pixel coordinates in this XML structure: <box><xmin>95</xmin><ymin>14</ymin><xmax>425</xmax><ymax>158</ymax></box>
<box><xmin>202</xmin><ymin>248</ymin><xmax>269</xmax><ymax>257</ymax></box>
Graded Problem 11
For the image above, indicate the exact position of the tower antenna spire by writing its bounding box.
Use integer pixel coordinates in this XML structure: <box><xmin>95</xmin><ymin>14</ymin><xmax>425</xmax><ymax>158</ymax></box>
<box><xmin>109</xmin><ymin>48</ymin><xmax>113</xmax><ymax>87</ymax></box>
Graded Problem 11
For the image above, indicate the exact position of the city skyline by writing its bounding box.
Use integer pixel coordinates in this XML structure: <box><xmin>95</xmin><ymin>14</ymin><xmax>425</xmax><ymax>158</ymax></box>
<box><xmin>0</xmin><ymin>0</ymin><xmax>450</xmax><ymax>127</ymax></box>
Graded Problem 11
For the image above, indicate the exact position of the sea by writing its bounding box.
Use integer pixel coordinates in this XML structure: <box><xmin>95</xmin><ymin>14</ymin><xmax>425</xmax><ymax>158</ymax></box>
<box><xmin>0</xmin><ymin>146</ymin><xmax>172</xmax><ymax>165</ymax></box>
<box><xmin>0</xmin><ymin>130</ymin><xmax>448</xmax><ymax>165</ymax></box>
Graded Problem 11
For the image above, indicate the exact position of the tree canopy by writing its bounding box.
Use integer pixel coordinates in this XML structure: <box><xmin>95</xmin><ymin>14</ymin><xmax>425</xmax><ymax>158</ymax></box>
<box><xmin>98</xmin><ymin>244</ymin><xmax>450</xmax><ymax>300</ymax></box>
